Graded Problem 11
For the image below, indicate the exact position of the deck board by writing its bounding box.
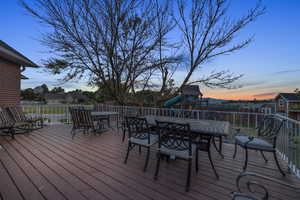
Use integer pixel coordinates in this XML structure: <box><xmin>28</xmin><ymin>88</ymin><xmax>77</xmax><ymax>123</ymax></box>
<box><xmin>0</xmin><ymin>125</ymin><xmax>299</xmax><ymax>200</ymax></box>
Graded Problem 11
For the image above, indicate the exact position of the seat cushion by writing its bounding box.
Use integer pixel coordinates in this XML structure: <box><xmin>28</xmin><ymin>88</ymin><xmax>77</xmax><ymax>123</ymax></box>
<box><xmin>235</xmin><ymin>136</ymin><xmax>274</xmax><ymax>151</ymax></box>
<box><xmin>158</xmin><ymin>144</ymin><xmax>197</xmax><ymax>159</ymax></box>
<box><xmin>129</xmin><ymin>135</ymin><xmax>158</xmax><ymax>146</ymax></box>
<box><xmin>232</xmin><ymin>193</ymin><xmax>258</xmax><ymax>200</ymax></box>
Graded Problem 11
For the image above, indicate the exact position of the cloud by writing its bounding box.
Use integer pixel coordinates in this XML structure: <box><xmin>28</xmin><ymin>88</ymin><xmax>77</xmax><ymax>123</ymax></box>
<box><xmin>274</xmin><ymin>69</ymin><xmax>300</xmax><ymax>74</ymax></box>
<box><xmin>252</xmin><ymin>92</ymin><xmax>277</xmax><ymax>98</ymax></box>
<box><xmin>238</xmin><ymin>80</ymin><xmax>266</xmax><ymax>87</ymax></box>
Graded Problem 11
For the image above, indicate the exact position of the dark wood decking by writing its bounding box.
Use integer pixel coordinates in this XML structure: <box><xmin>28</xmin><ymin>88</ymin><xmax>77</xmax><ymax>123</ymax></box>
<box><xmin>0</xmin><ymin>125</ymin><xmax>299</xmax><ymax>200</ymax></box>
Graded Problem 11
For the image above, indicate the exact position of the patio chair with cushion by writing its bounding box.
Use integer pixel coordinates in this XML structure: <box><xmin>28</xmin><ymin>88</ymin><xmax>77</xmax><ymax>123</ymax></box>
<box><xmin>124</xmin><ymin>116</ymin><xmax>158</xmax><ymax>172</ymax></box>
<box><xmin>154</xmin><ymin>121</ymin><xmax>198</xmax><ymax>192</ymax></box>
<box><xmin>6</xmin><ymin>106</ymin><xmax>43</xmax><ymax>132</ymax></box>
<box><xmin>121</xmin><ymin>109</ymin><xmax>140</xmax><ymax>142</ymax></box>
<box><xmin>233</xmin><ymin>115</ymin><xmax>285</xmax><ymax>175</ymax></box>
<box><xmin>232</xmin><ymin>172</ymin><xmax>300</xmax><ymax>200</ymax></box>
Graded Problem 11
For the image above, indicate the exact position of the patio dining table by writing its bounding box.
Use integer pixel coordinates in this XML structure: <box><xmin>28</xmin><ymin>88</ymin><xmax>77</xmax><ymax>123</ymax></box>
<box><xmin>91</xmin><ymin>111</ymin><xmax>119</xmax><ymax>128</ymax></box>
<box><xmin>144</xmin><ymin>115</ymin><xmax>231</xmax><ymax>157</ymax></box>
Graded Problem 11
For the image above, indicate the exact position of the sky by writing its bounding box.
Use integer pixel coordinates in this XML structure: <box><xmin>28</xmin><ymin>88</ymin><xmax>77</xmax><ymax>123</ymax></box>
<box><xmin>1</xmin><ymin>0</ymin><xmax>300</xmax><ymax>100</ymax></box>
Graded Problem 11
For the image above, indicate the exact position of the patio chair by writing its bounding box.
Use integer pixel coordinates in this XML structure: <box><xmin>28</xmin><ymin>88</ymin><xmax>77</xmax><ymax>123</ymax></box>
<box><xmin>69</xmin><ymin>107</ymin><xmax>105</xmax><ymax>138</ymax></box>
<box><xmin>154</xmin><ymin>121</ymin><xmax>197</xmax><ymax>192</ymax></box>
<box><xmin>232</xmin><ymin>172</ymin><xmax>300</xmax><ymax>200</ymax></box>
<box><xmin>121</xmin><ymin>109</ymin><xmax>140</xmax><ymax>142</ymax></box>
<box><xmin>0</xmin><ymin>108</ymin><xmax>16</xmax><ymax>139</ymax></box>
<box><xmin>69</xmin><ymin>107</ymin><xmax>82</xmax><ymax>137</ymax></box>
<box><xmin>6</xmin><ymin>106</ymin><xmax>43</xmax><ymax>132</ymax></box>
<box><xmin>124</xmin><ymin>116</ymin><xmax>158</xmax><ymax>172</ymax></box>
<box><xmin>233</xmin><ymin>115</ymin><xmax>285</xmax><ymax>175</ymax></box>
<box><xmin>195</xmin><ymin>134</ymin><xmax>219</xmax><ymax>179</ymax></box>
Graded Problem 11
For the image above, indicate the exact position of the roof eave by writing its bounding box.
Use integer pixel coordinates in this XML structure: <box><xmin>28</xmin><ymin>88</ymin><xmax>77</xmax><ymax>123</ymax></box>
<box><xmin>0</xmin><ymin>45</ymin><xmax>38</xmax><ymax>68</ymax></box>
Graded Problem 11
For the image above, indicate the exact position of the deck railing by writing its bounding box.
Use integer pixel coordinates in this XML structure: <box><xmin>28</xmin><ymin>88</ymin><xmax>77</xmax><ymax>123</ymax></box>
<box><xmin>21</xmin><ymin>103</ymin><xmax>300</xmax><ymax>178</ymax></box>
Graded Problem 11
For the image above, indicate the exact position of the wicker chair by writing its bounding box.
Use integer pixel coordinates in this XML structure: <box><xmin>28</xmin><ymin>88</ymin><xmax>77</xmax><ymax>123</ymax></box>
<box><xmin>233</xmin><ymin>116</ymin><xmax>285</xmax><ymax>175</ymax></box>
<box><xmin>124</xmin><ymin>117</ymin><xmax>158</xmax><ymax>172</ymax></box>
<box><xmin>232</xmin><ymin>172</ymin><xmax>300</xmax><ymax>200</ymax></box>
<box><xmin>154</xmin><ymin>121</ymin><xmax>197</xmax><ymax>192</ymax></box>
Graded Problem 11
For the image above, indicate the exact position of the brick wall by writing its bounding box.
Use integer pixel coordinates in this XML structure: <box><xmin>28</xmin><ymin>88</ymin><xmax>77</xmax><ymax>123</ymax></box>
<box><xmin>0</xmin><ymin>58</ymin><xmax>21</xmax><ymax>106</ymax></box>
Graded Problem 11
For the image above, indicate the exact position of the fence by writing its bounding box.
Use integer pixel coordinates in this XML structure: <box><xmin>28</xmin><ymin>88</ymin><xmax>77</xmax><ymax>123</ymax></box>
<box><xmin>21</xmin><ymin>103</ymin><xmax>300</xmax><ymax>177</ymax></box>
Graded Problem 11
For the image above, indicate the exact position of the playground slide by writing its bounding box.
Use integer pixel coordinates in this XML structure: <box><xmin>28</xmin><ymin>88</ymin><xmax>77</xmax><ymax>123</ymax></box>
<box><xmin>164</xmin><ymin>95</ymin><xmax>181</xmax><ymax>108</ymax></box>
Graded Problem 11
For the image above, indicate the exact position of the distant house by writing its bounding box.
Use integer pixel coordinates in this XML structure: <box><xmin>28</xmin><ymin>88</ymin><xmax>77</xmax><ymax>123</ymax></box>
<box><xmin>275</xmin><ymin>93</ymin><xmax>300</xmax><ymax>121</ymax></box>
<box><xmin>33</xmin><ymin>85</ymin><xmax>45</xmax><ymax>94</ymax></box>
<box><xmin>66</xmin><ymin>92</ymin><xmax>88</xmax><ymax>103</ymax></box>
<box><xmin>0</xmin><ymin>40</ymin><xmax>37</xmax><ymax>106</ymax></box>
<box><xmin>44</xmin><ymin>92</ymin><xmax>88</xmax><ymax>104</ymax></box>
<box><xmin>44</xmin><ymin>93</ymin><xmax>66</xmax><ymax>104</ymax></box>
<box><xmin>239</xmin><ymin>103</ymin><xmax>275</xmax><ymax>114</ymax></box>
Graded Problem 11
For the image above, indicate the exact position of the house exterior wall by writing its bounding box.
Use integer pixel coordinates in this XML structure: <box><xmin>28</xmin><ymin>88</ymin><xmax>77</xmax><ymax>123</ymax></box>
<box><xmin>289</xmin><ymin>102</ymin><xmax>300</xmax><ymax>111</ymax></box>
<box><xmin>288</xmin><ymin>112</ymin><xmax>300</xmax><ymax>121</ymax></box>
<box><xmin>0</xmin><ymin>58</ymin><xmax>21</xmax><ymax>106</ymax></box>
<box><xmin>275</xmin><ymin>97</ymin><xmax>287</xmax><ymax>113</ymax></box>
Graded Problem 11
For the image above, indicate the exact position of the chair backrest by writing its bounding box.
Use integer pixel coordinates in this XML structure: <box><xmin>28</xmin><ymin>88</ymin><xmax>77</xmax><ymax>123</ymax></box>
<box><xmin>125</xmin><ymin>117</ymin><xmax>150</xmax><ymax>143</ymax></box>
<box><xmin>69</xmin><ymin>107</ymin><xmax>94</xmax><ymax>129</ymax></box>
<box><xmin>156</xmin><ymin>121</ymin><xmax>191</xmax><ymax>153</ymax></box>
<box><xmin>69</xmin><ymin>107</ymin><xmax>81</xmax><ymax>129</ymax></box>
<box><xmin>78</xmin><ymin>109</ymin><xmax>94</xmax><ymax>128</ymax></box>
<box><xmin>233</xmin><ymin>172</ymin><xmax>300</xmax><ymax>200</ymax></box>
<box><xmin>0</xmin><ymin>107</ymin><xmax>14</xmax><ymax>128</ymax></box>
<box><xmin>6</xmin><ymin>106</ymin><xmax>27</xmax><ymax>123</ymax></box>
<box><xmin>257</xmin><ymin>116</ymin><xmax>284</xmax><ymax>145</ymax></box>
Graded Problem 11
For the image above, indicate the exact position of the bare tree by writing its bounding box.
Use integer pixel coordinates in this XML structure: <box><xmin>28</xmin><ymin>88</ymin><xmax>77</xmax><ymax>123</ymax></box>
<box><xmin>21</xmin><ymin>0</ymin><xmax>178</xmax><ymax>104</ymax></box>
<box><xmin>22</xmin><ymin>0</ymin><xmax>265</xmax><ymax>105</ymax></box>
<box><xmin>174</xmin><ymin>0</ymin><xmax>265</xmax><ymax>90</ymax></box>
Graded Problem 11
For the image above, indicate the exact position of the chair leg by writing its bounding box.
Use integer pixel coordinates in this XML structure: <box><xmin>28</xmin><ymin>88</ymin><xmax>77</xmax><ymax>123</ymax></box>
<box><xmin>260</xmin><ymin>151</ymin><xmax>268</xmax><ymax>163</ymax></box>
<box><xmin>122</xmin><ymin>128</ymin><xmax>126</xmax><ymax>142</ymax></box>
<box><xmin>10</xmin><ymin>128</ymin><xmax>15</xmax><ymax>139</ymax></box>
<box><xmin>185</xmin><ymin>159</ymin><xmax>192</xmax><ymax>192</ymax></box>
<box><xmin>154</xmin><ymin>153</ymin><xmax>161</xmax><ymax>180</ymax></box>
<box><xmin>143</xmin><ymin>147</ymin><xmax>150</xmax><ymax>172</ymax></box>
<box><xmin>233</xmin><ymin>142</ymin><xmax>238</xmax><ymax>159</ymax></box>
<box><xmin>273</xmin><ymin>151</ymin><xmax>285</xmax><ymax>176</ymax></box>
<box><xmin>166</xmin><ymin>155</ymin><xmax>170</xmax><ymax>163</ymax></box>
<box><xmin>208</xmin><ymin>148</ymin><xmax>219</xmax><ymax>179</ymax></box>
<box><xmin>124</xmin><ymin>142</ymin><xmax>131</xmax><ymax>164</ymax></box>
<box><xmin>218</xmin><ymin>136</ymin><xmax>224</xmax><ymax>158</ymax></box>
<box><xmin>139</xmin><ymin>146</ymin><xmax>142</xmax><ymax>154</ymax></box>
<box><xmin>195</xmin><ymin>149</ymin><xmax>199</xmax><ymax>173</ymax></box>
<box><xmin>71</xmin><ymin>128</ymin><xmax>75</xmax><ymax>139</ymax></box>
<box><xmin>243</xmin><ymin>148</ymin><xmax>248</xmax><ymax>171</ymax></box>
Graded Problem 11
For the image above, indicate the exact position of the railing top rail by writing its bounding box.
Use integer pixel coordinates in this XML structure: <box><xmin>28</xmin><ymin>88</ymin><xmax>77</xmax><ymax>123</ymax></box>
<box><xmin>274</xmin><ymin>113</ymin><xmax>300</xmax><ymax>125</ymax></box>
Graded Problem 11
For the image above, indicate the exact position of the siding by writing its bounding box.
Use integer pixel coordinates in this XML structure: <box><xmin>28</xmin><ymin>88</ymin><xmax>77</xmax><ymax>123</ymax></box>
<box><xmin>0</xmin><ymin>57</ymin><xmax>21</xmax><ymax>106</ymax></box>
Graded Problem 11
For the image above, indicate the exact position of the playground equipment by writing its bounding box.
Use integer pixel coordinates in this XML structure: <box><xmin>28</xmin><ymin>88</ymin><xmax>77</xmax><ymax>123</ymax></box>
<box><xmin>164</xmin><ymin>85</ymin><xmax>208</xmax><ymax>109</ymax></box>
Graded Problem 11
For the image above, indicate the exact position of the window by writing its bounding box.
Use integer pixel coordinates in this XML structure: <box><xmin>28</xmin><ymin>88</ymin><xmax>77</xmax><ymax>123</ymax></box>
<box><xmin>278</xmin><ymin>99</ymin><xmax>284</xmax><ymax>107</ymax></box>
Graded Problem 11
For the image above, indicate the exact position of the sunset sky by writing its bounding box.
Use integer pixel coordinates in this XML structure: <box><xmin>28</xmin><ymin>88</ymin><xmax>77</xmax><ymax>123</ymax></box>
<box><xmin>1</xmin><ymin>0</ymin><xmax>300</xmax><ymax>100</ymax></box>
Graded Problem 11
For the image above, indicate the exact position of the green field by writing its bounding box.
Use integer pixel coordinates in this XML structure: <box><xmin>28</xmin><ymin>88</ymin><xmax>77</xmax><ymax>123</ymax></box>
<box><xmin>22</xmin><ymin>105</ymin><xmax>92</xmax><ymax>114</ymax></box>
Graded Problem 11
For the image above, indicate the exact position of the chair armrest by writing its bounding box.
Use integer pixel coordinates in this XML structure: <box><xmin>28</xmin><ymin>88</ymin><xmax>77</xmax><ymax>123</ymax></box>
<box><xmin>244</xmin><ymin>136</ymin><xmax>255</xmax><ymax>146</ymax></box>
<box><xmin>235</xmin><ymin>172</ymin><xmax>300</xmax><ymax>200</ymax></box>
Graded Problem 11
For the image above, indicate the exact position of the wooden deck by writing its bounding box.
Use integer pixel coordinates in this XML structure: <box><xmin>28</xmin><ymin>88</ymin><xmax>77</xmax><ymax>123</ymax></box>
<box><xmin>0</xmin><ymin>125</ymin><xmax>299</xmax><ymax>200</ymax></box>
